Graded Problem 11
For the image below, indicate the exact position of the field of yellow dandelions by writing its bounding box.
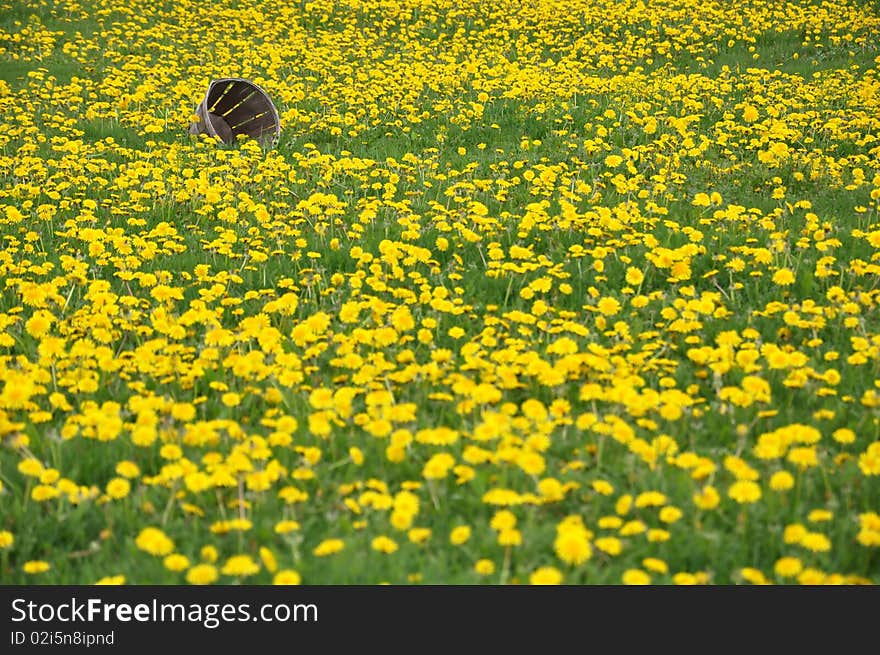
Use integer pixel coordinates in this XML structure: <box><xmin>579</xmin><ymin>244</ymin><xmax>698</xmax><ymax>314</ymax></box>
<box><xmin>1</xmin><ymin>0</ymin><xmax>879</xmax><ymax>585</ymax></box>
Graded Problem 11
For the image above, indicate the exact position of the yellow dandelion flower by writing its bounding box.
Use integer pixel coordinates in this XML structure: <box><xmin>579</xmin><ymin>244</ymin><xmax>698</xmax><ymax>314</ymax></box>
<box><xmin>554</xmin><ymin>530</ymin><xmax>592</xmax><ymax>566</ymax></box>
<box><xmin>797</xmin><ymin>568</ymin><xmax>826</xmax><ymax>585</ymax></box>
<box><xmin>597</xmin><ymin>516</ymin><xmax>623</xmax><ymax>530</ymax></box>
<box><xmin>788</xmin><ymin>446</ymin><xmax>819</xmax><ymax>469</ymax></box>
<box><xmin>596</xmin><ymin>297</ymin><xmax>621</xmax><ymax>316</ymax></box>
<box><xmin>772</xmin><ymin>268</ymin><xmax>795</xmax><ymax>286</ymax></box>
<box><xmin>594</xmin><ymin>537</ymin><xmax>623</xmax><ymax>556</ymax></box>
<box><xmin>390</xmin><ymin>510</ymin><xmax>414</xmax><ymax>531</ymax></box>
<box><xmin>159</xmin><ymin>444</ymin><xmax>182</xmax><ymax>460</ymax></box>
<box><xmin>642</xmin><ymin>558</ymin><xmax>669</xmax><ymax>575</ymax></box>
<box><xmin>200</xmin><ymin>545</ymin><xmax>219</xmax><ymax>563</ymax></box>
<box><xmin>474</xmin><ymin>559</ymin><xmax>495</xmax><ymax>576</ymax></box>
<box><xmin>529</xmin><ymin>566</ymin><xmax>563</xmax><ymax>585</ymax></box>
<box><xmin>95</xmin><ymin>575</ymin><xmax>126</xmax><ymax>585</ymax></box>
<box><xmin>221</xmin><ymin>555</ymin><xmax>260</xmax><ymax>577</ymax></box>
<box><xmin>490</xmin><ymin>510</ymin><xmax>517</xmax><ymax>531</ymax></box>
<box><xmin>135</xmin><ymin>527</ymin><xmax>175</xmax><ymax>556</ymax></box>
<box><xmin>497</xmin><ymin>528</ymin><xmax>522</xmax><ymax>547</ymax></box>
<box><xmin>186</xmin><ymin>564</ymin><xmax>219</xmax><ymax>585</ymax></box>
<box><xmin>105</xmin><ymin>478</ymin><xmax>131</xmax><ymax>499</ymax></box>
<box><xmin>115</xmin><ymin>461</ymin><xmax>141</xmax><ymax>478</ymax></box>
<box><xmin>18</xmin><ymin>458</ymin><xmax>45</xmax><ymax>478</ymax></box>
<box><xmin>620</xmin><ymin>520</ymin><xmax>646</xmax><ymax>536</ymax></box>
<box><xmin>450</xmin><ymin>526</ymin><xmax>471</xmax><ymax>545</ymax></box>
<box><xmin>672</xmin><ymin>573</ymin><xmax>698</xmax><ymax>585</ymax></box>
<box><xmin>692</xmin><ymin>192</ymin><xmax>711</xmax><ymax>207</ymax></box>
<box><xmin>615</xmin><ymin>494</ymin><xmax>633</xmax><ymax>515</ymax></box>
<box><xmin>371</xmin><ymin>536</ymin><xmax>399</xmax><ymax>554</ymax></box>
<box><xmin>799</xmin><ymin>532</ymin><xmax>832</xmax><ymax>553</ymax></box>
<box><xmin>274</xmin><ymin>570</ymin><xmax>302</xmax><ymax>585</ymax></box>
<box><xmin>23</xmin><ymin>561</ymin><xmax>51</xmax><ymax>574</ymax></box>
<box><xmin>784</xmin><ymin>524</ymin><xmax>807</xmax><ymax>544</ymax></box>
<box><xmin>313</xmin><ymin>538</ymin><xmax>345</xmax><ymax>557</ymax></box>
<box><xmin>275</xmin><ymin>520</ymin><xmax>301</xmax><ymax>534</ymax></box>
<box><xmin>774</xmin><ymin>557</ymin><xmax>803</xmax><ymax>578</ymax></box>
<box><xmin>221</xmin><ymin>392</ymin><xmax>242</xmax><ymax>408</ymax></box>
<box><xmin>728</xmin><ymin>480</ymin><xmax>762</xmax><ymax>504</ymax></box>
<box><xmin>164</xmin><ymin>554</ymin><xmax>190</xmax><ymax>572</ymax></box>
<box><xmin>858</xmin><ymin>443</ymin><xmax>880</xmax><ymax>475</ymax></box>
<box><xmin>625</xmin><ymin>267</ymin><xmax>644</xmax><ymax>286</ymax></box>
<box><xmin>647</xmin><ymin>529</ymin><xmax>671</xmax><ymax>543</ymax></box>
<box><xmin>740</xmin><ymin>568</ymin><xmax>770</xmax><ymax>585</ymax></box>
<box><xmin>31</xmin><ymin>485</ymin><xmax>59</xmax><ymax>502</ymax></box>
<box><xmin>659</xmin><ymin>506</ymin><xmax>683</xmax><ymax>523</ymax></box>
<box><xmin>622</xmin><ymin>569</ymin><xmax>651</xmax><ymax>585</ymax></box>
<box><xmin>769</xmin><ymin>471</ymin><xmax>795</xmax><ymax>491</ymax></box>
<box><xmin>259</xmin><ymin>547</ymin><xmax>278</xmax><ymax>573</ymax></box>
<box><xmin>634</xmin><ymin>491</ymin><xmax>667</xmax><ymax>508</ymax></box>
<box><xmin>807</xmin><ymin>509</ymin><xmax>834</xmax><ymax>523</ymax></box>
<box><xmin>422</xmin><ymin>453</ymin><xmax>455</xmax><ymax>480</ymax></box>
<box><xmin>831</xmin><ymin>428</ymin><xmax>855</xmax><ymax>444</ymax></box>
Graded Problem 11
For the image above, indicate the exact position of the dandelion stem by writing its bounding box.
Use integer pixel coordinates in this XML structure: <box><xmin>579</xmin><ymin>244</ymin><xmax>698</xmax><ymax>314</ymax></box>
<box><xmin>160</xmin><ymin>481</ymin><xmax>178</xmax><ymax>527</ymax></box>
<box><xmin>428</xmin><ymin>480</ymin><xmax>440</xmax><ymax>510</ymax></box>
<box><xmin>238</xmin><ymin>475</ymin><xmax>246</xmax><ymax>523</ymax></box>
<box><xmin>499</xmin><ymin>546</ymin><xmax>511</xmax><ymax>585</ymax></box>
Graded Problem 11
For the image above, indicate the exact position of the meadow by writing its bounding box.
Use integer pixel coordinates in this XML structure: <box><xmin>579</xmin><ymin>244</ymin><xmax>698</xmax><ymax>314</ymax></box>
<box><xmin>1</xmin><ymin>0</ymin><xmax>879</xmax><ymax>584</ymax></box>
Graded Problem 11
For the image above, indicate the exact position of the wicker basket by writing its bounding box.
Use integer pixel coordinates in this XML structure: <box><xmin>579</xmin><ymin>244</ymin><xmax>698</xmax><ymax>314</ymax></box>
<box><xmin>188</xmin><ymin>78</ymin><xmax>280</xmax><ymax>147</ymax></box>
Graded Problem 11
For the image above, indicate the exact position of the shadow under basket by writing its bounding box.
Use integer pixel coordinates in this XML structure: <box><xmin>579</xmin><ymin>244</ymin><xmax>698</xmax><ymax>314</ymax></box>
<box><xmin>188</xmin><ymin>78</ymin><xmax>280</xmax><ymax>147</ymax></box>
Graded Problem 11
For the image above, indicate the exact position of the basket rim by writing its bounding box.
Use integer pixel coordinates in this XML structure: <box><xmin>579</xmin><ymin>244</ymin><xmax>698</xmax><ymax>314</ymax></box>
<box><xmin>197</xmin><ymin>77</ymin><xmax>281</xmax><ymax>144</ymax></box>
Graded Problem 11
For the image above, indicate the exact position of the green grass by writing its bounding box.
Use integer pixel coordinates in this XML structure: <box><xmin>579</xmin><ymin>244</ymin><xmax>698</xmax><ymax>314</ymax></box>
<box><xmin>1</xmin><ymin>0</ymin><xmax>879</xmax><ymax>586</ymax></box>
